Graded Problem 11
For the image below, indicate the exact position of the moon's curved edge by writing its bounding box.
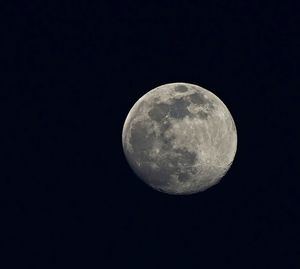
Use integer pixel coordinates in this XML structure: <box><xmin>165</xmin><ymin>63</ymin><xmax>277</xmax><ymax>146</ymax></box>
<box><xmin>121</xmin><ymin>82</ymin><xmax>238</xmax><ymax>195</ymax></box>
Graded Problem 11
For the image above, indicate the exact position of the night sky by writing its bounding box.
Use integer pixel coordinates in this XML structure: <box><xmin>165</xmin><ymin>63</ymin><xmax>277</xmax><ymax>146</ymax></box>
<box><xmin>2</xmin><ymin>1</ymin><xmax>299</xmax><ymax>268</ymax></box>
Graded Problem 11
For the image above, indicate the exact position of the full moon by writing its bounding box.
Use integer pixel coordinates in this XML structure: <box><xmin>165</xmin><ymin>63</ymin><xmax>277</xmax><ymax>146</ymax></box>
<box><xmin>122</xmin><ymin>83</ymin><xmax>237</xmax><ymax>195</ymax></box>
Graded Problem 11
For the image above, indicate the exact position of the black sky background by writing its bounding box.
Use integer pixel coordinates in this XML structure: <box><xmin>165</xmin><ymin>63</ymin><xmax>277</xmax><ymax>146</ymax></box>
<box><xmin>1</xmin><ymin>1</ymin><xmax>299</xmax><ymax>268</ymax></box>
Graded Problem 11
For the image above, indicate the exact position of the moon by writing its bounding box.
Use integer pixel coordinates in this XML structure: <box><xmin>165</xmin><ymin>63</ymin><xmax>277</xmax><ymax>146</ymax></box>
<box><xmin>122</xmin><ymin>82</ymin><xmax>237</xmax><ymax>195</ymax></box>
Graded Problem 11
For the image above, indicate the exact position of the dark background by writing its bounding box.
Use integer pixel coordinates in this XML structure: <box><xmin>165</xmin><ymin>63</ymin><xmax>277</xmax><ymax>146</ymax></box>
<box><xmin>1</xmin><ymin>1</ymin><xmax>299</xmax><ymax>268</ymax></box>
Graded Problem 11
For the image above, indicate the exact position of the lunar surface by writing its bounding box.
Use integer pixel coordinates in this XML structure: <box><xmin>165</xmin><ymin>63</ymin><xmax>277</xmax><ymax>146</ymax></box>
<box><xmin>122</xmin><ymin>83</ymin><xmax>237</xmax><ymax>195</ymax></box>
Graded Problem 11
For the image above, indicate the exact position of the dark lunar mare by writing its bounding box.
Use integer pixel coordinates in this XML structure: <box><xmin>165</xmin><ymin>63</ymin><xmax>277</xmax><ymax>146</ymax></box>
<box><xmin>168</xmin><ymin>98</ymin><xmax>191</xmax><ymax>119</ymax></box>
<box><xmin>128</xmin><ymin>119</ymin><xmax>168</xmax><ymax>188</ymax></box>
<box><xmin>174</xmin><ymin>84</ymin><xmax>188</xmax><ymax>92</ymax></box>
<box><xmin>148</xmin><ymin>96</ymin><xmax>193</xmax><ymax>121</ymax></box>
<box><xmin>128</xmin><ymin>96</ymin><xmax>203</xmax><ymax>189</ymax></box>
<box><xmin>148</xmin><ymin>91</ymin><xmax>215</xmax><ymax>123</ymax></box>
<box><xmin>189</xmin><ymin>92</ymin><xmax>206</xmax><ymax>105</ymax></box>
<box><xmin>148</xmin><ymin>103</ymin><xmax>169</xmax><ymax>122</ymax></box>
<box><xmin>188</xmin><ymin>92</ymin><xmax>215</xmax><ymax>119</ymax></box>
<box><xmin>129</xmin><ymin>120</ymin><xmax>157</xmax><ymax>161</ymax></box>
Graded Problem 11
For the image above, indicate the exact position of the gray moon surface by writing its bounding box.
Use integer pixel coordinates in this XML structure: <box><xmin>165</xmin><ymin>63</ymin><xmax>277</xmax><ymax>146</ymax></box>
<box><xmin>122</xmin><ymin>83</ymin><xmax>237</xmax><ymax>195</ymax></box>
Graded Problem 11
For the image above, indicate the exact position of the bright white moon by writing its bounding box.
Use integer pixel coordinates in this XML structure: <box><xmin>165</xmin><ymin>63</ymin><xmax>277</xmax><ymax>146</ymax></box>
<box><xmin>122</xmin><ymin>82</ymin><xmax>237</xmax><ymax>195</ymax></box>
